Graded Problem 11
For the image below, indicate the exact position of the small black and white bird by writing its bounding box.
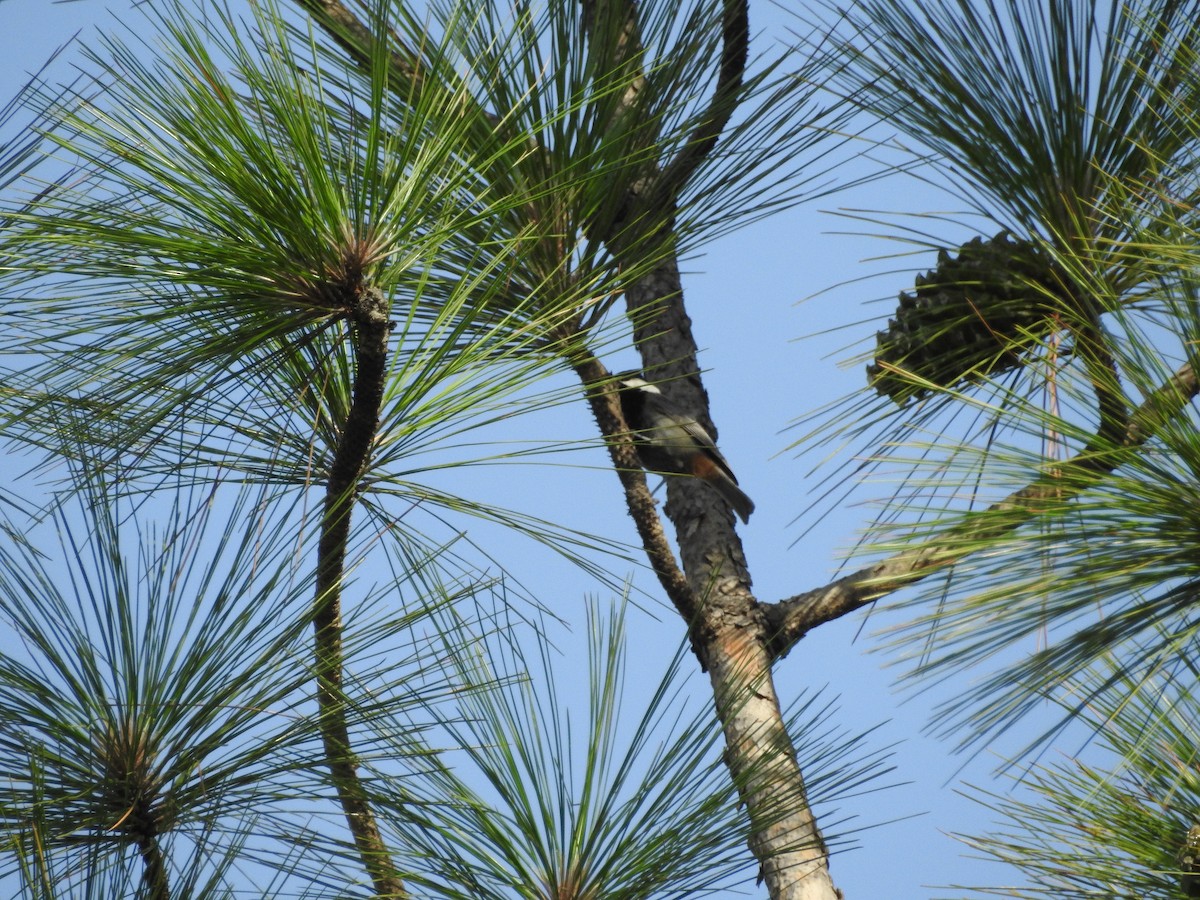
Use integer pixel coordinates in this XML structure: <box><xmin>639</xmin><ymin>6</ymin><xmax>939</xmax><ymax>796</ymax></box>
<box><xmin>615</xmin><ymin>372</ymin><xmax>755</xmax><ymax>524</ymax></box>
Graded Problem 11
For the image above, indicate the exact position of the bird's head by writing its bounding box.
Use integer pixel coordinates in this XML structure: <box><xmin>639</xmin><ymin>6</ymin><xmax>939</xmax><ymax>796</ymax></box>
<box><xmin>615</xmin><ymin>372</ymin><xmax>661</xmax><ymax>394</ymax></box>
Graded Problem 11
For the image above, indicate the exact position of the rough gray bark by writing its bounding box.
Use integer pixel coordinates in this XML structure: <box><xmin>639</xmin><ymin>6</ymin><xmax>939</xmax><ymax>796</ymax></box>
<box><xmin>621</xmin><ymin>257</ymin><xmax>839</xmax><ymax>900</ymax></box>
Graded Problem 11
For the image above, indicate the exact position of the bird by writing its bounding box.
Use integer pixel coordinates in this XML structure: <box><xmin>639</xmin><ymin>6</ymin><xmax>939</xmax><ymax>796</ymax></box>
<box><xmin>615</xmin><ymin>372</ymin><xmax>755</xmax><ymax>524</ymax></box>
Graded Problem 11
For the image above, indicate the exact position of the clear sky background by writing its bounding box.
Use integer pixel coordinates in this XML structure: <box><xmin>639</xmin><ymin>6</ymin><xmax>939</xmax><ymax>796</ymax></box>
<box><xmin>0</xmin><ymin>0</ymin><xmax>1067</xmax><ymax>896</ymax></box>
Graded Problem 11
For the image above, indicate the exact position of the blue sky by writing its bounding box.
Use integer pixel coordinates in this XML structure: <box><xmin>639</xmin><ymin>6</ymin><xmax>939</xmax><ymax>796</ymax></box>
<box><xmin>0</xmin><ymin>0</ymin><xmax>1066</xmax><ymax>895</ymax></box>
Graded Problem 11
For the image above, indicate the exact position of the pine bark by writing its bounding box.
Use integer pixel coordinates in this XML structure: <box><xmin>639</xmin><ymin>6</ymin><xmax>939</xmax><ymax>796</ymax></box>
<box><xmin>313</xmin><ymin>287</ymin><xmax>408</xmax><ymax>899</ymax></box>
<box><xmin>622</xmin><ymin>258</ymin><xmax>841</xmax><ymax>900</ymax></box>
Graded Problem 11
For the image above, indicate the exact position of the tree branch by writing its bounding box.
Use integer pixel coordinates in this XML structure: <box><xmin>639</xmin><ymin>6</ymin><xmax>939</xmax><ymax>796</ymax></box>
<box><xmin>580</xmin><ymin>0</ymin><xmax>749</xmax><ymax>240</ymax></box>
<box><xmin>653</xmin><ymin>0</ymin><xmax>749</xmax><ymax>201</ymax></box>
<box><xmin>291</xmin><ymin>0</ymin><xmax>423</xmax><ymax>86</ymax></box>
<box><xmin>578</xmin><ymin>1</ymin><xmax>839</xmax><ymax>892</ymax></box>
<box><xmin>571</xmin><ymin>353</ymin><xmax>696</xmax><ymax>621</ymax></box>
<box><xmin>764</xmin><ymin>360</ymin><xmax>1200</xmax><ymax>660</ymax></box>
<box><xmin>136</xmin><ymin>830</ymin><xmax>171</xmax><ymax>900</ymax></box>
<box><xmin>313</xmin><ymin>286</ymin><xmax>407</xmax><ymax>899</ymax></box>
<box><xmin>621</xmin><ymin>259</ymin><xmax>840</xmax><ymax>900</ymax></box>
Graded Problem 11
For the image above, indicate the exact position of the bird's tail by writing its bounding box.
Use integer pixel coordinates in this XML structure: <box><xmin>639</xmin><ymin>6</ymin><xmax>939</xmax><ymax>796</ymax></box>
<box><xmin>707</xmin><ymin>475</ymin><xmax>755</xmax><ymax>524</ymax></box>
